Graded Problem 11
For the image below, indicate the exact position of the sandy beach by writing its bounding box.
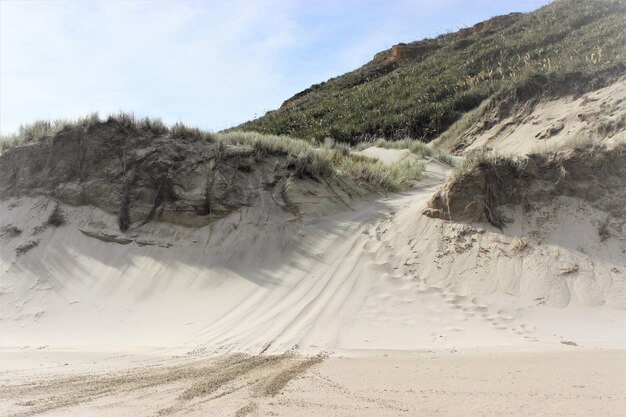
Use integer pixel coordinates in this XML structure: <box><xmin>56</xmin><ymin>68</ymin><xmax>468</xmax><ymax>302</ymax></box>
<box><xmin>1</xmin><ymin>348</ymin><xmax>625</xmax><ymax>416</ymax></box>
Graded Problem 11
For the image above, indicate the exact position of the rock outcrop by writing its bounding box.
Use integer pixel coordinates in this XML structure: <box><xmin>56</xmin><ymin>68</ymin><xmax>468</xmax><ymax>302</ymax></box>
<box><xmin>373</xmin><ymin>42</ymin><xmax>439</xmax><ymax>63</ymax></box>
<box><xmin>457</xmin><ymin>13</ymin><xmax>521</xmax><ymax>38</ymax></box>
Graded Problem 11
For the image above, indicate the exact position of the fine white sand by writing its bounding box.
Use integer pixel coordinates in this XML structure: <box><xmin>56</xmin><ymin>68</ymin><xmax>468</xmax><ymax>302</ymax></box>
<box><xmin>1</xmin><ymin>348</ymin><xmax>625</xmax><ymax>416</ymax></box>
<box><xmin>354</xmin><ymin>146</ymin><xmax>419</xmax><ymax>165</ymax></box>
<box><xmin>1</xmin><ymin>175</ymin><xmax>624</xmax><ymax>353</ymax></box>
<box><xmin>464</xmin><ymin>77</ymin><xmax>626</xmax><ymax>155</ymax></box>
<box><xmin>1</xmin><ymin>148</ymin><xmax>625</xmax><ymax>415</ymax></box>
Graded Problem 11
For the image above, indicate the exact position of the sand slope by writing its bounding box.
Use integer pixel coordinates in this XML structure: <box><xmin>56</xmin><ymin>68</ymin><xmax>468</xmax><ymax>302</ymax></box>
<box><xmin>353</xmin><ymin>147</ymin><xmax>419</xmax><ymax>165</ymax></box>
<box><xmin>1</xmin><ymin>147</ymin><xmax>626</xmax><ymax>416</ymax></box>
<box><xmin>475</xmin><ymin>78</ymin><xmax>626</xmax><ymax>154</ymax></box>
<box><xmin>1</xmin><ymin>168</ymin><xmax>624</xmax><ymax>353</ymax></box>
<box><xmin>440</xmin><ymin>77</ymin><xmax>626</xmax><ymax>156</ymax></box>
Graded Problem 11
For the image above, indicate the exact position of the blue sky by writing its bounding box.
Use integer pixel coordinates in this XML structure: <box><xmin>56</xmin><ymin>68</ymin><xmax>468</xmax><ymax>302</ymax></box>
<box><xmin>0</xmin><ymin>0</ymin><xmax>551</xmax><ymax>136</ymax></box>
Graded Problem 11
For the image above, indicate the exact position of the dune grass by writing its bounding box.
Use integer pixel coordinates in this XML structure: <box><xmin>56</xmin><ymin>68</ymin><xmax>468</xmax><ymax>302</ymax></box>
<box><xmin>217</xmin><ymin>131</ymin><xmax>423</xmax><ymax>190</ymax></box>
<box><xmin>0</xmin><ymin>115</ymin><xmax>97</xmax><ymax>151</ymax></box>
<box><xmin>338</xmin><ymin>158</ymin><xmax>424</xmax><ymax>190</ymax></box>
<box><xmin>430</xmin><ymin>97</ymin><xmax>494</xmax><ymax>152</ymax></box>
<box><xmin>431</xmin><ymin>64</ymin><xmax>625</xmax><ymax>153</ymax></box>
<box><xmin>0</xmin><ymin>112</ymin><xmax>213</xmax><ymax>152</ymax></box>
<box><xmin>1</xmin><ymin>116</ymin><xmax>424</xmax><ymax>192</ymax></box>
<box><xmin>451</xmin><ymin>136</ymin><xmax>617</xmax><ymax>186</ymax></box>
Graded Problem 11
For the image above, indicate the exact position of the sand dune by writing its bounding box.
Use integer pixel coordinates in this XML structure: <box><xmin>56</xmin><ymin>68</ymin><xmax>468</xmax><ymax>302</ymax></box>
<box><xmin>1</xmin><ymin>162</ymin><xmax>624</xmax><ymax>353</ymax></box>
<box><xmin>461</xmin><ymin>77</ymin><xmax>626</xmax><ymax>155</ymax></box>
<box><xmin>1</xmin><ymin>146</ymin><xmax>625</xmax><ymax>415</ymax></box>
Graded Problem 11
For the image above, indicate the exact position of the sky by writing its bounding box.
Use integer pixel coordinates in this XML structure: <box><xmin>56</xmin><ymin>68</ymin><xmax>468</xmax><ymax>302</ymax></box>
<box><xmin>0</xmin><ymin>0</ymin><xmax>552</xmax><ymax>136</ymax></box>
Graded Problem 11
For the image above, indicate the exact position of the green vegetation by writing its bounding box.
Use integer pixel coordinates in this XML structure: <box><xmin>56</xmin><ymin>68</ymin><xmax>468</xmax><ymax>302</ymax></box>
<box><xmin>1</xmin><ymin>114</ymin><xmax>424</xmax><ymax>192</ymax></box>
<box><xmin>453</xmin><ymin>137</ymin><xmax>622</xmax><ymax>182</ymax></box>
<box><xmin>429</xmin><ymin>97</ymin><xmax>493</xmax><ymax>151</ymax></box>
<box><xmin>431</xmin><ymin>64</ymin><xmax>625</xmax><ymax>152</ymax></box>
<box><xmin>449</xmin><ymin>150</ymin><xmax>514</xmax><ymax>184</ymax></box>
<box><xmin>5</xmin><ymin>1</ymin><xmax>620</xmax><ymax>192</ymax></box>
<box><xmin>171</xmin><ymin>122</ymin><xmax>212</xmax><ymax>141</ymax></box>
<box><xmin>0</xmin><ymin>112</ymin><xmax>203</xmax><ymax>151</ymax></box>
<box><xmin>442</xmin><ymin>138</ymin><xmax>625</xmax><ymax>227</ymax></box>
<box><xmin>237</xmin><ymin>0</ymin><xmax>626</xmax><ymax>144</ymax></box>
<box><xmin>218</xmin><ymin>131</ymin><xmax>424</xmax><ymax>190</ymax></box>
<box><xmin>0</xmin><ymin>116</ymin><xmax>93</xmax><ymax>151</ymax></box>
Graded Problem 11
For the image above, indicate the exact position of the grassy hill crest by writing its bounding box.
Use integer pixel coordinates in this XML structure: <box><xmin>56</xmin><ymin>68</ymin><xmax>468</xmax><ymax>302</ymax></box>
<box><xmin>235</xmin><ymin>0</ymin><xmax>626</xmax><ymax>144</ymax></box>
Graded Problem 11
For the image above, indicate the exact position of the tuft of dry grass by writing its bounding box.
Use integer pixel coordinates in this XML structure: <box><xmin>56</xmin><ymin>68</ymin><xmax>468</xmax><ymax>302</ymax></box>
<box><xmin>1</xmin><ymin>113</ymin><xmax>99</xmax><ymax>151</ymax></box>
<box><xmin>16</xmin><ymin>240</ymin><xmax>39</xmax><ymax>256</ymax></box>
<box><xmin>171</xmin><ymin>122</ymin><xmax>213</xmax><ymax>141</ymax></box>
<box><xmin>431</xmin><ymin>97</ymin><xmax>493</xmax><ymax>151</ymax></box>
<box><xmin>1</xmin><ymin>116</ymin><xmax>425</xmax><ymax>192</ymax></box>
<box><xmin>217</xmin><ymin>131</ymin><xmax>424</xmax><ymax>190</ymax></box>
<box><xmin>0</xmin><ymin>112</ymin><xmax>214</xmax><ymax>152</ymax></box>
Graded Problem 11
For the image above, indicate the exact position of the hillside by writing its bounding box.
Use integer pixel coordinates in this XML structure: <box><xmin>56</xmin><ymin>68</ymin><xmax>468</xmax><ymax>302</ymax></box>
<box><xmin>1</xmin><ymin>2</ymin><xmax>626</xmax><ymax>416</ymax></box>
<box><xmin>431</xmin><ymin>70</ymin><xmax>626</xmax><ymax>154</ymax></box>
<box><xmin>236</xmin><ymin>0</ymin><xmax>626</xmax><ymax>143</ymax></box>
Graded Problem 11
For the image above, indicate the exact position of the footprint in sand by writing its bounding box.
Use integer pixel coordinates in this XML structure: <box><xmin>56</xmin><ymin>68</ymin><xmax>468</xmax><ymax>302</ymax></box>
<box><xmin>496</xmin><ymin>309</ymin><xmax>515</xmax><ymax>321</ymax></box>
<box><xmin>471</xmin><ymin>297</ymin><xmax>488</xmax><ymax>307</ymax></box>
<box><xmin>459</xmin><ymin>299</ymin><xmax>488</xmax><ymax>313</ymax></box>
<box><xmin>510</xmin><ymin>323</ymin><xmax>537</xmax><ymax>339</ymax></box>
<box><xmin>362</xmin><ymin>240</ymin><xmax>379</xmax><ymax>252</ymax></box>
<box><xmin>382</xmin><ymin>274</ymin><xmax>404</xmax><ymax>284</ymax></box>
<box><xmin>443</xmin><ymin>294</ymin><xmax>467</xmax><ymax>304</ymax></box>
<box><xmin>414</xmin><ymin>285</ymin><xmax>442</xmax><ymax>295</ymax></box>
